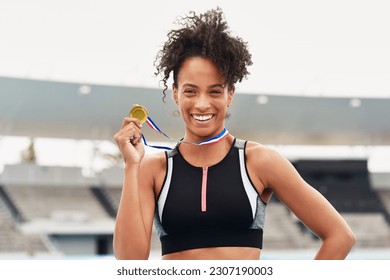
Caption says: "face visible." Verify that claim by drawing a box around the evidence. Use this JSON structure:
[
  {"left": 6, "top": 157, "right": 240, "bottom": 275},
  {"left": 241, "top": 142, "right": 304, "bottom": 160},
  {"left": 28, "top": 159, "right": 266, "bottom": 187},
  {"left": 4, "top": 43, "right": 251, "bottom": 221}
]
[{"left": 173, "top": 57, "right": 234, "bottom": 141}]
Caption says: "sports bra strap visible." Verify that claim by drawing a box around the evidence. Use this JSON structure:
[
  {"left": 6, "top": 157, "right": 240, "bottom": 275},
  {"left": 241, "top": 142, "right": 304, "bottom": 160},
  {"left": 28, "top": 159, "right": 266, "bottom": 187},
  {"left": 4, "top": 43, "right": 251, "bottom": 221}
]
[
  {"left": 234, "top": 138, "right": 246, "bottom": 149},
  {"left": 166, "top": 144, "right": 179, "bottom": 158}
]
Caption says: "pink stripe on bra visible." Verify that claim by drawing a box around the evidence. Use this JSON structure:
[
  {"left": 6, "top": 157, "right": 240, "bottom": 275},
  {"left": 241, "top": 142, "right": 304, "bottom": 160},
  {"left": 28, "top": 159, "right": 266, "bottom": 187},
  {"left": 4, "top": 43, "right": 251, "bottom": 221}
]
[{"left": 201, "top": 167, "right": 208, "bottom": 212}]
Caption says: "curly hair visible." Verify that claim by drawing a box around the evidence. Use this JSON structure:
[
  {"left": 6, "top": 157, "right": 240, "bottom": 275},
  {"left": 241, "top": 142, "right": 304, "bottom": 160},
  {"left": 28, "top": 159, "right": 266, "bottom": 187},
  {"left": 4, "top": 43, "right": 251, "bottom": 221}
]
[{"left": 154, "top": 7, "right": 253, "bottom": 102}]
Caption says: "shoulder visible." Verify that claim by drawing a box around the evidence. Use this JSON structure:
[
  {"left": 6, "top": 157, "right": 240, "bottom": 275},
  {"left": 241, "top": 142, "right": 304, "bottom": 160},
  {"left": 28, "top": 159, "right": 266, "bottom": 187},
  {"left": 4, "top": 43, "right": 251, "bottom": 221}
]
[
  {"left": 140, "top": 151, "right": 167, "bottom": 170},
  {"left": 137, "top": 151, "right": 168, "bottom": 197},
  {"left": 139, "top": 151, "right": 167, "bottom": 185},
  {"left": 244, "top": 140, "right": 284, "bottom": 165},
  {"left": 244, "top": 140, "right": 296, "bottom": 188}
]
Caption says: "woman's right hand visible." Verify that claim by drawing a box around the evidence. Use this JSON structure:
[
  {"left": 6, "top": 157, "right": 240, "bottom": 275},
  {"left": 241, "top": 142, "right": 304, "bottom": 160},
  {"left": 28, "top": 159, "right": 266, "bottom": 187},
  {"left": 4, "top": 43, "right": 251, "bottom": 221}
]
[{"left": 114, "top": 117, "right": 145, "bottom": 164}]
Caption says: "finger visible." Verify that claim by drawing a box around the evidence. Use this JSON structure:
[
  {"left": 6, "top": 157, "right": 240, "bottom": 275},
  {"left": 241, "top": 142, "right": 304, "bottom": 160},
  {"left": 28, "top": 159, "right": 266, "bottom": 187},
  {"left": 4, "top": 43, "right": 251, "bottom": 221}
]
[
  {"left": 116, "top": 120, "right": 142, "bottom": 139},
  {"left": 130, "top": 131, "right": 143, "bottom": 146},
  {"left": 120, "top": 117, "right": 142, "bottom": 130},
  {"left": 114, "top": 124, "right": 142, "bottom": 147}
]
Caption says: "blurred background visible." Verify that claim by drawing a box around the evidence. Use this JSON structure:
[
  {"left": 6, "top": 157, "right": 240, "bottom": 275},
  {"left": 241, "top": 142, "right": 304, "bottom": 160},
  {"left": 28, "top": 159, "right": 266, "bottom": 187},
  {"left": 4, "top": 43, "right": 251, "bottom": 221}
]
[{"left": 1, "top": 0, "right": 390, "bottom": 259}]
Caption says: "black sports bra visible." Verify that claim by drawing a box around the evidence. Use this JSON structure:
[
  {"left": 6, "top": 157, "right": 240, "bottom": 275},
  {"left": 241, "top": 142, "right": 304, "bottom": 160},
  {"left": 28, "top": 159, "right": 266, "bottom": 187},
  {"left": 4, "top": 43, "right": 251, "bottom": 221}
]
[{"left": 153, "top": 138, "right": 266, "bottom": 255}]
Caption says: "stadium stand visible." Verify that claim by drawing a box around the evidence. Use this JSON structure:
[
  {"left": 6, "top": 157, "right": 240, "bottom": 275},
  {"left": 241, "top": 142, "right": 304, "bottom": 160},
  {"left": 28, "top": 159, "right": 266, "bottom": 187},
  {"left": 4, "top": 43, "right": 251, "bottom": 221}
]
[
  {"left": 5, "top": 185, "right": 110, "bottom": 221},
  {"left": 0, "top": 164, "right": 114, "bottom": 257},
  {"left": 378, "top": 190, "right": 390, "bottom": 214},
  {"left": 0, "top": 188, "right": 50, "bottom": 254},
  {"left": 292, "top": 159, "right": 390, "bottom": 248},
  {"left": 1, "top": 160, "right": 390, "bottom": 257},
  {"left": 263, "top": 202, "right": 320, "bottom": 250}
]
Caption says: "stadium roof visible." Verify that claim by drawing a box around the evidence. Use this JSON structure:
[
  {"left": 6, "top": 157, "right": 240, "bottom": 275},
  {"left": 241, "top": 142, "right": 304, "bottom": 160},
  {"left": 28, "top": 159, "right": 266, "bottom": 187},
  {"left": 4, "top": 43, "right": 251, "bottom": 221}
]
[
  {"left": 1, "top": 76, "right": 390, "bottom": 146},
  {"left": 1, "top": 1, "right": 390, "bottom": 146}
]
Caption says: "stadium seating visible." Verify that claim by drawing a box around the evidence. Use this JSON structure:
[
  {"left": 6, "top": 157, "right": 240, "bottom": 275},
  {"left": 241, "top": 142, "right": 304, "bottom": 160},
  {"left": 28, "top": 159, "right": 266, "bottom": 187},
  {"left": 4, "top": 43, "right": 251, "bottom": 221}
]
[{"left": 1, "top": 161, "right": 390, "bottom": 257}]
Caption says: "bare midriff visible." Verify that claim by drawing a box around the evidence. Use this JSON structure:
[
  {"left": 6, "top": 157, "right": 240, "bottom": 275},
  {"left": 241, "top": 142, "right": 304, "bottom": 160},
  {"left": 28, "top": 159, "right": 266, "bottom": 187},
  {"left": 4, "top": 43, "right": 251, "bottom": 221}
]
[{"left": 161, "top": 246, "right": 261, "bottom": 260}]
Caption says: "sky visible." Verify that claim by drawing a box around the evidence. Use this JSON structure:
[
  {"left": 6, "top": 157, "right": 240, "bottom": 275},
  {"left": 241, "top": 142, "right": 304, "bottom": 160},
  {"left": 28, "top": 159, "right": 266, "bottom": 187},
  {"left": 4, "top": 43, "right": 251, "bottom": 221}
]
[
  {"left": 1, "top": 0, "right": 390, "bottom": 173},
  {"left": 1, "top": 0, "right": 390, "bottom": 97}
]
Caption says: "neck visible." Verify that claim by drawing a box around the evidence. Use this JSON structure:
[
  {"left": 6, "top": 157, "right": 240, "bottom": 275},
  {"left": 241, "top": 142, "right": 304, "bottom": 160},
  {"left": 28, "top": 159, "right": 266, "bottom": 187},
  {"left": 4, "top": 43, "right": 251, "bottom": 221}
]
[
  {"left": 178, "top": 134, "right": 234, "bottom": 167},
  {"left": 182, "top": 127, "right": 228, "bottom": 145}
]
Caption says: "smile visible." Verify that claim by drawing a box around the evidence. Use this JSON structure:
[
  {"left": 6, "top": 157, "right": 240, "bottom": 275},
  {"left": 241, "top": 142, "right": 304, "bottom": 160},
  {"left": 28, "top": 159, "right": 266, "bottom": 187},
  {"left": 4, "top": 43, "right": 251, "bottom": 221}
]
[{"left": 192, "top": 114, "right": 214, "bottom": 121}]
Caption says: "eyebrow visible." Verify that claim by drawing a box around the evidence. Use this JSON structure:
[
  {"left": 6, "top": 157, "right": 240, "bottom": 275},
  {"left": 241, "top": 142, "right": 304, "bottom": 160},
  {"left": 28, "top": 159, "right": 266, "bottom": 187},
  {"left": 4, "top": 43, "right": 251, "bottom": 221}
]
[{"left": 182, "top": 83, "right": 225, "bottom": 89}]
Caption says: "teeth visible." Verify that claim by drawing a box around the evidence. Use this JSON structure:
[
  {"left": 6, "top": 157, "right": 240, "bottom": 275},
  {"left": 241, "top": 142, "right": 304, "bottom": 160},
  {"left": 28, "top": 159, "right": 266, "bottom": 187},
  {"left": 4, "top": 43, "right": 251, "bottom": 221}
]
[{"left": 193, "top": 114, "right": 213, "bottom": 121}]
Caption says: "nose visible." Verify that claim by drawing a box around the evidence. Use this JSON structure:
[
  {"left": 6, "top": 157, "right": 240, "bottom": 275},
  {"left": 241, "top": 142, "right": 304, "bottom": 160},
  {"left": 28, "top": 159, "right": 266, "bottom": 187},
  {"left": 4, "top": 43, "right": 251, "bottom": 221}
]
[{"left": 195, "top": 93, "right": 210, "bottom": 110}]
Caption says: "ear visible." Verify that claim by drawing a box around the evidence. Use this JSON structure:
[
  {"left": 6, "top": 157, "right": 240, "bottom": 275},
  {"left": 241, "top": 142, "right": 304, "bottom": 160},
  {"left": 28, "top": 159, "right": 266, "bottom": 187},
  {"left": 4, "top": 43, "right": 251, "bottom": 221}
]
[
  {"left": 227, "top": 85, "right": 235, "bottom": 107},
  {"left": 172, "top": 83, "right": 179, "bottom": 105}
]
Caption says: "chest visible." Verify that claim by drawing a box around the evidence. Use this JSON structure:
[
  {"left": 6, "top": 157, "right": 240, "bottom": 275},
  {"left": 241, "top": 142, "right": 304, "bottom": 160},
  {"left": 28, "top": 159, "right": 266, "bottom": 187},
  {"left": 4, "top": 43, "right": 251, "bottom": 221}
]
[{"left": 159, "top": 153, "right": 254, "bottom": 234}]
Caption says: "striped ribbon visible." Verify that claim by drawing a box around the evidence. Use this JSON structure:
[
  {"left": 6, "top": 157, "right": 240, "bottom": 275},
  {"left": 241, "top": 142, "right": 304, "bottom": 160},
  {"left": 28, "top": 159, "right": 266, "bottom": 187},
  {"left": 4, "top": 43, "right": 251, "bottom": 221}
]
[{"left": 142, "top": 116, "right": 229, "bottom": 150}]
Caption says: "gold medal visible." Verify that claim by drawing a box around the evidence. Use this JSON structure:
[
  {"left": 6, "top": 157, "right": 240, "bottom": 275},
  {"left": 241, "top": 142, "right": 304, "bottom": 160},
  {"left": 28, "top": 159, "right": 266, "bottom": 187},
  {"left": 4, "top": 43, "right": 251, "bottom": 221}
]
[{"left": 129, "top": 104, "right": 148, "bottom": 124}]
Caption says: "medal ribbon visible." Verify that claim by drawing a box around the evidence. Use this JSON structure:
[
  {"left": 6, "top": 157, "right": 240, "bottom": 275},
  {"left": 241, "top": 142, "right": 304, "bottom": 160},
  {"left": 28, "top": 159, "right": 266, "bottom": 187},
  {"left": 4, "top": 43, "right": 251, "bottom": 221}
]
[{"left": 142, "top": 116, "right": 229, "bottom": 150}]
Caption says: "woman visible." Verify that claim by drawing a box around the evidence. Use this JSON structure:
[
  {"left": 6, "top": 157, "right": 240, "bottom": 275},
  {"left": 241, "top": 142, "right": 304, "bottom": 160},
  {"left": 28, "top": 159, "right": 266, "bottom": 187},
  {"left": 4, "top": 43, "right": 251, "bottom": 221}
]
[{"left": 113, "top": 8, "right": 355, "bottom": 260}]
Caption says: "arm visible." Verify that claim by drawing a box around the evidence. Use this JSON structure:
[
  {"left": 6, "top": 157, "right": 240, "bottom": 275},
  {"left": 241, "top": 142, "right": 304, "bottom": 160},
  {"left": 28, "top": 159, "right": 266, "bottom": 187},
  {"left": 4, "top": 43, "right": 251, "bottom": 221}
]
[
  {"left": 248, "top": 143, "right": 356, "bottom": 259},
  {"left": 113, "top": 118, "right": 156, "bottom": 259}
]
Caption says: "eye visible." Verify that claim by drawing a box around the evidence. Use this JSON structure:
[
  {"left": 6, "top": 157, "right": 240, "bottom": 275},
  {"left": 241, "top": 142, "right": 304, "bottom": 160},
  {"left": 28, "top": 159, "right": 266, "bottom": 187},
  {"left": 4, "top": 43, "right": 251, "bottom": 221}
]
[
  {"left": 210, "top": 90, "right": 222, "bottom": 95},
  {"left": 184, "top": 89, "right": 196, "bottom": 94}
]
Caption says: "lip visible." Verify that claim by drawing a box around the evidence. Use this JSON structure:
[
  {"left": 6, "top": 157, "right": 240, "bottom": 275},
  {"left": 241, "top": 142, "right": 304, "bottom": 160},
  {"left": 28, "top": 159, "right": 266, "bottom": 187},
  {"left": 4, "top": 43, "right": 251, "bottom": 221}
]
[{"left": 191, "top": 114, "right": 214, "bottom": 122}]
